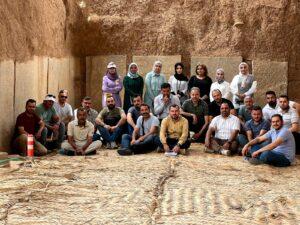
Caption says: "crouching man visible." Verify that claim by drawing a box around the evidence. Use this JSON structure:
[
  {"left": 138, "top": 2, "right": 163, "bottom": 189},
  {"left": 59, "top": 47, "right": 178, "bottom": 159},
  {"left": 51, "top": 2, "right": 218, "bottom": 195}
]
[
  {"left": 12, "top": 99, "right": 47, "bottom": 156},
  {"left": 159, "top": 104, "right": 190, "bottom": 155},
  {"left": 242, "top": 114, "right": 295, "bottom": 167},
  {"left": 60, "top": 108, "right": 102, "bottom": 156},
  {"left": 118, "top": 104, "right": 160, "bottom": 155}
]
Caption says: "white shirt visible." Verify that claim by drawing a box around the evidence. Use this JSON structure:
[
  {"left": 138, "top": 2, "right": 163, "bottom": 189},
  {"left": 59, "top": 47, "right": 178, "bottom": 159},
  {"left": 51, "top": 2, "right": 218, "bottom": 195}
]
[
  {"left": 154, "top": 94, "right": 180, "bottom": 120},
  {"left": 209, "top": 81, "right": 231, "bottom": 102},
  {"left": 168, "top": 75, "right": 188, "bottom": 95},
  {"left": 277, "top": 107, "right": 299, "bottom": 130},
  {"left": 263, "top": 100, "right": 295, "bottom": 121},
  {"left": 209, "top": 115, "right": 240, "bottom": 140},
  {"left": 54, "top": 102, "right": 73, "bottom": 121}
]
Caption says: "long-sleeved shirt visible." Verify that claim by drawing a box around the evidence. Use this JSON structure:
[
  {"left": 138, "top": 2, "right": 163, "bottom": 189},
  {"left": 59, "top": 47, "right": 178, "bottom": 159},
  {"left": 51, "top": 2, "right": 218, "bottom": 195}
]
[
  {"left": 160, "top": 116, "right": 189, "bottom": 145},
  {"left": 153, "top": 94, "right": 180, "bottom": 120},
  {"left": 209, "top": 81, "right": 231, "bottom": 102},
  {"left": 102, "top": 75, "right": 123, "bottom": 108}
]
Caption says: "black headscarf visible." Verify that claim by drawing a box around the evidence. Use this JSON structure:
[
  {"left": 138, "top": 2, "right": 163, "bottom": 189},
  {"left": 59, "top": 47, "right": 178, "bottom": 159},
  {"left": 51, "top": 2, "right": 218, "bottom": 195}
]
[{"left": 174, "top": 62, "right": 188, "bottom": 81}]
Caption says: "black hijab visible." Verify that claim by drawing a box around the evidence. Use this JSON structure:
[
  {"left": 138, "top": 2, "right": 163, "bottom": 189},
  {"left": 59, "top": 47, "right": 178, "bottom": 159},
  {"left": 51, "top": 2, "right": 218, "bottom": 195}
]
[{"left": 174, "top": 62, "right": 188, "bottom": 81}]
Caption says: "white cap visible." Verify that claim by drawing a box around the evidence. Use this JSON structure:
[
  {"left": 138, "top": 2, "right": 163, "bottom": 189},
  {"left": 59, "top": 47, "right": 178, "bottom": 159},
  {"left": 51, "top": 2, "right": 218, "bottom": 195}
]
[
  {"left": 44, "top": 94, "right": 56, "bottom": 102},
  {"left": 107, "top": 62, "right": 117, "bottom": 69}
]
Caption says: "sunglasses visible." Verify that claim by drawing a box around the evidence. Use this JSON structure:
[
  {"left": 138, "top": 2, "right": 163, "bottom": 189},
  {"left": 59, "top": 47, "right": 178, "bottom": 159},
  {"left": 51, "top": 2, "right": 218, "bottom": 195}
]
[{"left": 60, "top": 96, "right": 68, "bottom": 99}]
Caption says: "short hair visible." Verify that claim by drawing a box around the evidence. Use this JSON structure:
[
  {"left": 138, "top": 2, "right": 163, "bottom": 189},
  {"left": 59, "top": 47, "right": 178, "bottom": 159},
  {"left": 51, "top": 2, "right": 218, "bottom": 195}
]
[
  {"left": 279, "top": 95, "right": 289, "bottom": 101},
  {"left": 220, "top": 102, "right": 230, "bottom": 108},
  {"left": 77, "top": 107, "right": 87, "bottom": 114},
  {"left": 190, "top": 87, "right": 200, "bottom": 93},
  {"left": 169, "top": 104, "right": 180, "bottom": 110},
  {"left": 82, "top": 96, "right": 91, "bottom": 101},
  {"left": 59, "top": 89, "right": 67, "bottom": 94},
  {"left": 271, "top": 114, "right": 283, "bottom": 121},
  {"left": 133, "top": 94, "right": 142, "bottom": 99},
  {"left": 252, "top": 105, "right": 262, "bottom": 111},
  {"left": 212, "top": 89, "right": 221, "bottom": 95},
  {"left": 26, "top": 99, "right": 36, "bottom": 106},
  {"left": 161, "top": 82, "right": 171, "bottom": 89},
  {"left": 195, "top": 64, "right": 208, "bottom": 76},
  {"left": 265, "top": 90, "right": 276, "bottom": 96},
  {"left": 140, "top": 103, "right": 150, "bottom": 110}
]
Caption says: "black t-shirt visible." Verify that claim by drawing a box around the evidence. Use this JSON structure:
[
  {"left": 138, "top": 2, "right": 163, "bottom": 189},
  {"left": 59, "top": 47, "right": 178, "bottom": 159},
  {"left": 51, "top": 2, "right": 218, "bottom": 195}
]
[{"left": 209, "top": 98, "right": 234, "bottom": 117}]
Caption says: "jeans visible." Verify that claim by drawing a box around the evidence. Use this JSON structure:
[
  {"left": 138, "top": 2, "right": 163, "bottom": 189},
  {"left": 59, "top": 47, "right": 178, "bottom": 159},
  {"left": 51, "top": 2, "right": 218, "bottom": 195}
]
[
  {"left": 127, "top": 124, "right": 134, "bottom": 135},
  {"left": 98, "top": 126, "right": 123, "bottom": 142},
  {"left": 257, "top": 151, "right": 291, "bottom": 167},
  {"left": 121, "top": 134, "right": 159, "bottom": 154}
]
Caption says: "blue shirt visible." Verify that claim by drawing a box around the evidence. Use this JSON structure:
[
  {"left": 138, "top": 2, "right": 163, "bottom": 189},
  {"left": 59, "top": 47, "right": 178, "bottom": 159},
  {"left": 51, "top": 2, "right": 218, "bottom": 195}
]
[
  {"left": 264, "top": 127, "right": 295, "bottom": 162},
  {"left": 245, "top": 119, "right": 270, "bottom": 138}
]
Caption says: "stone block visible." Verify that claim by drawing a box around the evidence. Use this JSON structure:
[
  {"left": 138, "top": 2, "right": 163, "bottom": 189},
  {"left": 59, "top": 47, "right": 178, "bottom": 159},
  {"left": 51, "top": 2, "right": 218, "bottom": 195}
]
[
  {"left": 15, "top": 56, "right": 39, "bottom": 118},
  {"left": 288, "top": 80, "right": 300, "bottom": 102},
  {"left": 132, "top": 55, "right": 182, "bottom": 82},
  {"left": 69, "top": 57, "right": 84, "bottom": 108},
  {"left": 37, "top": 57, "right": 49, "bottom": 103},
  {"left": 191, "top": 56, "right": 242, "bottom": 83},
  {"left": 0, "top": 60, "right": 15, "bottom": 151},
  {"left": 86, "top": 55, "right": 126, "bottom": 111},
  {"left": 253, "top": 60, "right": 288, "bottom": 106}
]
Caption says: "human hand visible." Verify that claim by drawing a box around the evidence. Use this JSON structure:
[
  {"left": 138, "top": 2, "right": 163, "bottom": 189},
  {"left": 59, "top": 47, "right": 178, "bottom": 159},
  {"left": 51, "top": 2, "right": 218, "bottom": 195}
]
[
  {"left": 222, "top": 142, "right": 230, "bottom": 150},
  {"left": 242, "top": 145, "right": 250, "bottom": 156},
  {"left": 205, "top": 138, "right": 210, "bottom": 148},
  {"left": 172, "top": 145, "right": 180, "bottom": 153},
  {"left": 163, "top": 144, "right": 170, "bottom": 152},
  {"left": 252, "top": 151, "right": 260, "bottom": 158},
  {"left": 192, "top": 114, "right": 198, "bottom": 124}
]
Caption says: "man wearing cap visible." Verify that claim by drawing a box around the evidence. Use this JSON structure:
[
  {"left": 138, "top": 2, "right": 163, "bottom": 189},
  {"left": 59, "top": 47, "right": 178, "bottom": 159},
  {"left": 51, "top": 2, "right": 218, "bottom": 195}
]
[
  {"left": 35, "top": 94, "right": 65, "bottom": 148},
  {"left": 54, "top": 90, "right": 73, "bottom": 129}
]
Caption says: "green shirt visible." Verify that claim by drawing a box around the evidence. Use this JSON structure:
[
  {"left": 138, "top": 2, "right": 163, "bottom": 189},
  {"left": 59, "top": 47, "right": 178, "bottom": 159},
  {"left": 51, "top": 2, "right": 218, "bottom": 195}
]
[
  {"left": 97, "top": 107, "right": 124, "bottom": 126},
  {"left": 35, "top": 103, "right": 57, "bottom": 124}
]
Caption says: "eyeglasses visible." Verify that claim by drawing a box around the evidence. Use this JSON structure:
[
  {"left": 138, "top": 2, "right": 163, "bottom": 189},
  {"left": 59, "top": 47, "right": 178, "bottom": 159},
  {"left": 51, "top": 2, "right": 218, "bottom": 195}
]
[{"left": 60, "top": 96, "right": 68, "bottom": 99}]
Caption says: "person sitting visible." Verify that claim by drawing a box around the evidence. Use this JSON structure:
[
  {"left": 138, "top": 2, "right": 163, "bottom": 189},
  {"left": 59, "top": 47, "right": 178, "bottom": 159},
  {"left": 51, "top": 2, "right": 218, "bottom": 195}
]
[
  {"left": 277, "top": 95, "right": 299, "bottom": 154},
  {"left": 209, "top": 68, "right": 231, "bottom": 102},
  {"left": 127, "top": 95, "right": 142, "bottom": 134},
  {"left": 242, "top": 114, "right": 295, "bottom": 167},
  {"left": 205, "top": 102, "right": 240, "bottom": 156},
  {"left": 159, "top": 104, "right": 190, "bottom": 155},
  {"left": 54, "top": 90, "right": 73, "bottom": 129},
  {"left": 208, "top": 89, "right": 236, "bottom": 120},
  {"left": 154, "top": 83, "right": 180, "bottom": 121},
  {"left": 118, "top": 104, "right": 160, "bottom": 155},
  {"left": 238, "top": 96, "right": 255, "bottom": 124},
  {"left": 12, "top": 99, "right": 47, "bottom": 156},
  {"left": 35, "top": 94, "right": 65, "bottom": 148},
  {"left": 168, "top": 62, "right": 189, "bottom": 104},
  {"left": 181, "top": 87, "right": 209, "bottom": 142},
  {"left": 262, "top": 91, "right": 298, "bottom": 121},
  {"left": 237, "top": 106, "right": 270, "bottom": 154},
  {"left": 95, "top": 96, "right": 126, "bottom": 149},
  {"left": 60, "top": 108, "right": 102, "bottom": 156},
  {"left": 74, "top": 96, "right": 98, "bottom": 126}
]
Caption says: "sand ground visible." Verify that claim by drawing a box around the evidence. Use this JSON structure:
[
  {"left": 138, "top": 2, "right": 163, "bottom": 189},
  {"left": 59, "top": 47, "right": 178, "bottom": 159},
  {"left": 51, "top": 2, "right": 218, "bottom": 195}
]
[{"left": 0, "top": 144, "right": 299, "bottom": 225}]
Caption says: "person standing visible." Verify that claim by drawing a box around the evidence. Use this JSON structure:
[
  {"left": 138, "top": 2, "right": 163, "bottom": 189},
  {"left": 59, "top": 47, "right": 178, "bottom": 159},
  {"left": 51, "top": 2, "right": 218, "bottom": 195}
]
[
  {"left": 188, "top": 64, "right": 212, "bottom": 105},
  {"left": 144, "top": 61, "right": 166, "bottom": 111},
  {"left": 123, "top": 63, "right": 144, "bottom": 113},
  {"left": 54, "top": 90, "right": 73, "bottom": 129},
  {"left": 209, "top": 68, "right": 230, "bottom": 102},
  {"left": 102, "top": 62, "right": 123, "bottom": 108}
]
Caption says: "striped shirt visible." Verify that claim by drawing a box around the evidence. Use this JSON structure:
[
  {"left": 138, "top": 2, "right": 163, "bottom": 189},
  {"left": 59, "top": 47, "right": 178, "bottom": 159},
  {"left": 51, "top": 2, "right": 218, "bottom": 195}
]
[{"left": 209, "top": 115, "right": 240, "bottom": 140}]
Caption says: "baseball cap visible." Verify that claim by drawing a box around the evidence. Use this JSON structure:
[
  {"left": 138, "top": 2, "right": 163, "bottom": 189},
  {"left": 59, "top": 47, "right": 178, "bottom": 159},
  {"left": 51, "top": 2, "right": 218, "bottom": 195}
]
[
  {"left": 107, "top": 62, "right": 117, "bottom": 69},
  {"left": 44, "top": 94, "right": 56, "bottom": 102}
]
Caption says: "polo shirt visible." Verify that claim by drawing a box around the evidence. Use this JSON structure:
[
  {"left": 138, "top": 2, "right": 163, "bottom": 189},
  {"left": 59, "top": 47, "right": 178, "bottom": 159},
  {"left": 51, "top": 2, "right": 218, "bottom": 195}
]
[
  {"left": 74, "top": 108, "right": 98, "bottom": 126},
  {"left": 277, "top": 107, "right": 299, "bottom": 130},
  {"left": 128, "top": 106, "right": 141, "bottom": 124},
  {"left": 209, "top": 115, "right": 240, "bottom": 140},
  {"left": 67, "top": 120, "right": 94, "bottom": 143},
  {"left": 15, "top": 112, "right": 41, "bottom": 135},
  {"left": 97, "top": 107, "right": 124, "bottom": 126},
  {"left": 263, "top": 127, "right": 295, "bottom": 163},
  {"left": 35, "top": 104, "right": 57, "bottom": 124},
  {"left": 245, "top": 119, "right": 270, "bottom": 138},
  {"left": 238, "top": 105, "right": 254, "bottom": 122}
]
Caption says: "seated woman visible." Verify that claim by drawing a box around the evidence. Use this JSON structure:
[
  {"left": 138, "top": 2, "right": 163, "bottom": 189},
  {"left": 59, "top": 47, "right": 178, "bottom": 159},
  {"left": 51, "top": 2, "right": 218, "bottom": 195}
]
[
  {"left": 230, "top": 62, "right": 257, "bottom": 110},
  {"left": 144, "top": 61, "right": 166, "bottom": 111},
  {"left": 209, "top": 68, "right": 231, "bottom": 102},
  {"left": 168, "top": 62, "right": 189, "bottom": 104},
  {"left": 102, "top": 62, "right": 123, "bottom": 108},
  {"left": 188, "top": 64, "right": 212, "bottom": 105},
  {"left": 123, "top": 63, "right": 144, "bottom": 113}
]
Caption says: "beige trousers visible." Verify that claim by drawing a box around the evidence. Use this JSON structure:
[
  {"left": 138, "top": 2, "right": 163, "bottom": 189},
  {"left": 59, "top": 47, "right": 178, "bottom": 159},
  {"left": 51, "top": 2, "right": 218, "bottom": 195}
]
[{"left": 61, "top": 140, "right": 102, "bottom": 154}]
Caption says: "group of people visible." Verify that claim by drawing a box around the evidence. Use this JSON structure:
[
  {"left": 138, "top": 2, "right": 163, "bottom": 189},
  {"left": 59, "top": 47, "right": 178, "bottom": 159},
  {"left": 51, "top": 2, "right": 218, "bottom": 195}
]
[{"left": 12, "top": 61, "right": 299, "bottom": 167}]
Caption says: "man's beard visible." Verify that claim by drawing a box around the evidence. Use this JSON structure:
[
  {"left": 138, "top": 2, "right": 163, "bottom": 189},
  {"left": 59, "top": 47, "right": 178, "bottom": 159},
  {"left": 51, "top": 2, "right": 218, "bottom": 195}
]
[
  {"left": 108, "top": 104, "right": 115, "bottom": 110},
  {"left": 269, "top": 101, "right": 277, "bottom": 108}
]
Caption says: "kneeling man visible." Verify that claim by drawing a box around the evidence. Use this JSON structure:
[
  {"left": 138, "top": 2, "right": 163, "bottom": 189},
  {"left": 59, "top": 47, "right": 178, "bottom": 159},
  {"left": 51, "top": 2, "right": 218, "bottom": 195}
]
[
  {"left": 242, "top": 114, "right": 295, "bottom": 167},
  {"left": 118, "top": 104, "right": 160, "bottom": 155},
  {"left": 159, "top": 104, "right": 190, "bottom": 155},
  {"left": 60, "top": 108, "right": 102, "bottom": 155}
]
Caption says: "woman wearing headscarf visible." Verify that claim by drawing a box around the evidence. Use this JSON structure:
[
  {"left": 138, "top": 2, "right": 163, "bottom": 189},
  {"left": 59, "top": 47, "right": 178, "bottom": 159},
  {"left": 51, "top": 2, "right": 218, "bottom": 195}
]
[
  {"left": 123, "top": 62, "right": 144, "bottom": 112},
  {"left": 188, "top": 64, "right": 212, "bottom": 105},
  {"left": 144, "top": 61, "right": 166, "bottom": 110},
  {"left": 230, "top": 62, "right": 257, "bottom": 109},
  {"left": 209, "top": 68, "right": 231, "bottom": 102},
  {"left": 102, "top": 62, "right": 123, "bottom": 108},
  {"left": 168, "top": 62, "right": 189, "bottom": 104}
]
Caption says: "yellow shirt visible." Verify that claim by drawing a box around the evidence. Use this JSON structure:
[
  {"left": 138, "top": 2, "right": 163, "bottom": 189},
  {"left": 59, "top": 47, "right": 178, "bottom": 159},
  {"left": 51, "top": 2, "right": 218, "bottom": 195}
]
[{"left": 160, "top": 116, "right": 189, "bottom": 145}]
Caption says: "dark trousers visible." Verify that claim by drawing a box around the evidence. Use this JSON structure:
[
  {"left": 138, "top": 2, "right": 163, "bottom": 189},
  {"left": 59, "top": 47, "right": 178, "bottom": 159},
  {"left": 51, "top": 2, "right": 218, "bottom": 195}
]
[
  {"left": 292, "top": 132, "right": 300, "bottom": 155},
  {"left": 121, "top": 134, "right": 159, "bottom": 154},
  {"left": 158, "top": 137, "right": 191, "bottom": 150}
]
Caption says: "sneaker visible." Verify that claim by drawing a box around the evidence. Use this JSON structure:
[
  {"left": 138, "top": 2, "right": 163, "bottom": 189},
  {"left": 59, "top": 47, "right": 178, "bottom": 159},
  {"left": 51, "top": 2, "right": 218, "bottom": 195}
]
[
  {"left": 248, "top": 158, "right": 263, "bottom": 165},
  {"left": 110, "top": 141, "right": 117, "bottom": 149},
  {"left": 117, "top": 148, "right": 133, "bottom": 156},
  {"left": 220, "top": 149, "right": 231, "bottom": 156},
  {"left": 106, "top": 142, "right": 111, "bottom": 149},
  {"left": 204, "top": 147, "right": 216, "bottom": 154}
]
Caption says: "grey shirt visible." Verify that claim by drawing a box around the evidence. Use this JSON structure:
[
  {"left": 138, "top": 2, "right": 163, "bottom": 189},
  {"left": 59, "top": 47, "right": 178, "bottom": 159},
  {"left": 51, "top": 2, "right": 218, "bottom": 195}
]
[
  {"left": 74, "top": 108, "right": 98, "bottom": 126},
  {"left": 136, "top": 115, "right": 160, "bottom": 136}
]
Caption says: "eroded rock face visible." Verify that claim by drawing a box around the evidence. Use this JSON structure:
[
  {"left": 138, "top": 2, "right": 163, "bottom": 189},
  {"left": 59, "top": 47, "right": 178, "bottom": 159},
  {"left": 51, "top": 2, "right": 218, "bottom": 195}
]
[{"left": 0, "top": 0, "right": 299, "bottom": 99}]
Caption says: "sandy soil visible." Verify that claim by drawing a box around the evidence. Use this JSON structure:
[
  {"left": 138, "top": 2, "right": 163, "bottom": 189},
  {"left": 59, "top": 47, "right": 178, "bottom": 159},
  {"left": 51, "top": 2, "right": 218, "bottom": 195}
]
[{"left": 0, "top": 143, "right": 299, "bottom": 225}]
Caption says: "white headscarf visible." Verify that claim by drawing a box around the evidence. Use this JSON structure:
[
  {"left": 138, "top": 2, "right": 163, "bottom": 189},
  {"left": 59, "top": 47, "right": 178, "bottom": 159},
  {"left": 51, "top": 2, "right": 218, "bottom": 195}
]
[{"left": 127, "top": 62, "right": 140, "bottom": 79}]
